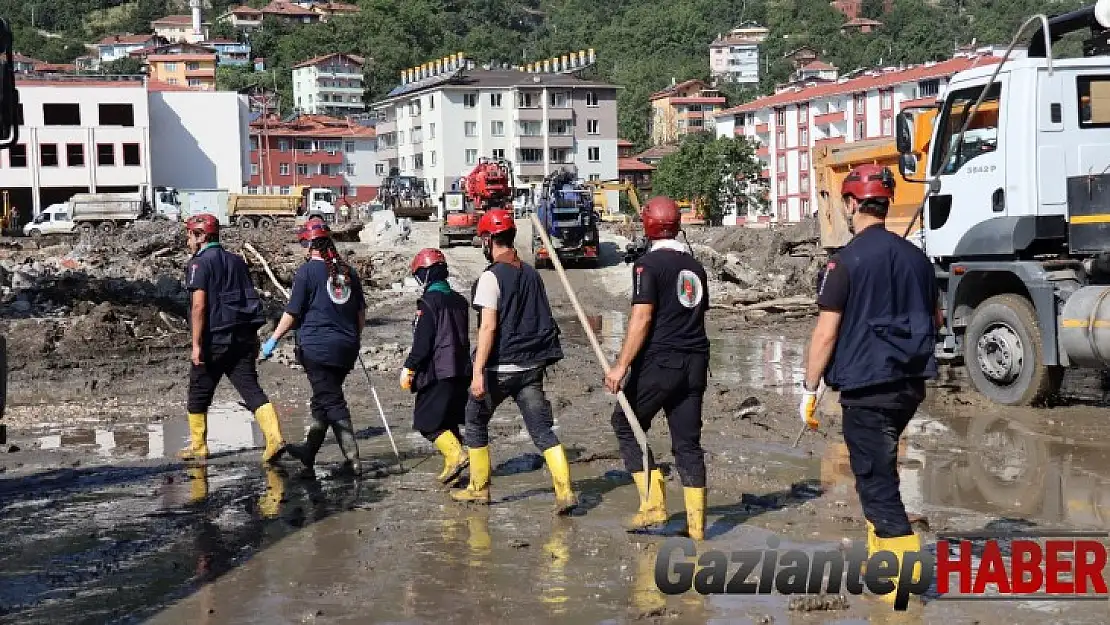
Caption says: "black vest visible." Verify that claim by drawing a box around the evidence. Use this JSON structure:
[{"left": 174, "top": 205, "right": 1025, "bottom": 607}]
[
  {"left": 190, "top": 246, "right": 265, "bottom": 339},
  {"left": 825, "top": 227, "right": 938, "bottom": 392},
  {"left": 414, "top": 289, "right": 472, "bottom": 390},
  {"left": 471, "top": 261, "right": 563, "bottom": 367}
]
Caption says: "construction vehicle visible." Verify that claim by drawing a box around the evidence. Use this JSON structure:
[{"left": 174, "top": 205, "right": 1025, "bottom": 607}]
[
  {"left": 153, "top": 186, "right": 336, "bottom": 229},
  {"left": 0, "top": 17, "right": 21, "bottom": 442},
  {"left": 815, "top": 106, "right": 938, "bottom": 251},
  {"left": 587, "top": 179, "right": 642, "bottom": 223},
  {"left": 533, "top": 167, "right": 601, "bottom": 268},
  {"left": 891, "top": 1, "right": 1110, "bottom": 406},
  {"left": 380, "top": 169, "right": 435, "bottom": 220},
  {"left": 25, "top": 191, "right": 159, "bottom": 237},
  {"left": 439, "top": 158, "right": 514, "bottom": 248}
]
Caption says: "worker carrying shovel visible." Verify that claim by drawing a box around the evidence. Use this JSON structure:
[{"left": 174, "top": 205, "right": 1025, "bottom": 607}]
[
  {"left": 260, "top": 218, "right": 367, "bottom": 475},
  {"left": 399, "top": 248, "right": 472, "bottom": 487},
  {"left": 604, "top": 196, "right": 710, "bottom": 540},
  {"left": 452, "top": 209, "right": 578, "bottom": 515},
  {"left": 801, "top": 164, "right": 941, "bottom": 604},
  {"left": 179, "top": 213, "right": 289, "bottom": 464}
]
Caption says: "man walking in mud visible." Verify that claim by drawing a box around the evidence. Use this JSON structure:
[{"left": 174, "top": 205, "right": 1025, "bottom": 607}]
[
  {"left": 179, "top": 213, "right": 289, "bottom": 464},
  {"left": 451, "top": 208, "right": 578, "bottom": 514},
  {"left": 604, "top": 196, "right": 710, "bottom": 541},
  {"left": 801, "top": 164, "right": 940, "bottom": 603}
]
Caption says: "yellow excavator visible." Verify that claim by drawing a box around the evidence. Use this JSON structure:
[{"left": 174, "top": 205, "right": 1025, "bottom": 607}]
[{"left": 587, "top": 179, "right": 642, "bottom": 223}]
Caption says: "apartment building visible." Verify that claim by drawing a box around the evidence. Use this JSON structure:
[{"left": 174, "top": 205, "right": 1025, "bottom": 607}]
[
  {"left": 220, "top": 5, "right": 264, "bottom": 30},
  {"left": 2, "top": 76, "right": 152, "bottom": 216},
  {"left": 145, "top": 49, "right": 218, "bottom": 90},
  {"left": 648, "top": 79, "right": 725, "bottom": 146},
  {"left": 292, "top": 53, "right": 365, "bottom": 115},
  {"left": 151, "top": 15, "right": 210, "bottom": 44},
  {"left": 709, "top": 25, "right": 769, "bottom": 85},
  {"left": 369, "top": 51, "right": 619, "bottom": 203},
  {"left": 248, "top": 114, "right": 380, "bottom": 202},
  {"left": 201, "top": 39, "right": 252, "bottom": 66},
  {"left": 714, "top": 53, "right": 1003, "bottom": 224},
  {"left": 97, "top": 34, "right": 168, "bottom": 65},
  {"left": 148, "top": 87, "right": 251, "bottom": 192}
]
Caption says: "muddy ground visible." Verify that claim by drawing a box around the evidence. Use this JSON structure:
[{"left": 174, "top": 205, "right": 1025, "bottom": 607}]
[{"left": 1, "top": 218, "right": 1110, "bottom": 624}]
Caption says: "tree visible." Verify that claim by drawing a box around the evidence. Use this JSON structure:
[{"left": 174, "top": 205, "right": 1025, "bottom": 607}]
[
  {"left": 102, "top": 57, "right": 144, "bottom": 75},
  {"left": 651, "top": 133, "right": 767, "bottom": 225}
]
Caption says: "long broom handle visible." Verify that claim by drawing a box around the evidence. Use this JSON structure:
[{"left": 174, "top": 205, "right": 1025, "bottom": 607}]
[{"left": 528, "top": 213, "right": 652, "bottom": 505}]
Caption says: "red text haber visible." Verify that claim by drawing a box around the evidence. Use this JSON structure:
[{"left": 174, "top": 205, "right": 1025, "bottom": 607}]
[{"left": 937, "top": 540, "right": 1109, "bottom": 595}]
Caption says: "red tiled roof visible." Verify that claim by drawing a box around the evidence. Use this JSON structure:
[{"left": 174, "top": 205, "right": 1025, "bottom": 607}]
[
  {"left": 98, "top": 33, "right": 158, "bottom": 46},
  {"left": 13, "top": 52, "right": 44, "bottom": 64},
  {"left": 33, "top": 63, "right": 75, "bottom": 73},
  {"left": 617, "top": 138, "right": 634, "bottom": 147},
  {"left": 261, "top": 1, "right": 318, "bottom": 17},
  {"left": 710, "top": 35, "right": 761, "bottom": 47},
  {"left": 717, "top": 55, "right": 1002, "bottom": 117},
  {"left": 316, "top": 2, "right": 360, "bottom": 12},
  {"left": 251, "top": 113, "right": 376, "bottom": 138},
  {"left": 800, "top": 60, "right": 837, "bottom": 71},
  {"left": 293, "top": 52, "right": 365, "bottom": 69},
  {"left": 147, "top": 79, "right": 205, "bottom": 92},
  {"left": 147, "top": 53, "right": 217, "bottom": 62},
  {"left": 227, "top": 5, "right": 262, "bottom": 15},
  {"left": 17, "top": 77, "right": 141, "bottom": 87},
  {"left": 650, "top": 78, "right": 710, "bottom": 101},
  {"left": 152, "top": 15, "right": 202, "bottom": 25},
  {"left": 633, "top": 144, "right": 679, "bottom": 160},
  {"left": 131, "top": 43, "right": 216, "bottom": 57},
  {"left": 618, "top": 157, "right": 655, "bottom": 172}
]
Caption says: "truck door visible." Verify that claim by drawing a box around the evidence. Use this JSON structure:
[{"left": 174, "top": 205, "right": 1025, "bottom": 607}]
[{"left": 925, "top": 78, "right": 1007, "bottom": 259}]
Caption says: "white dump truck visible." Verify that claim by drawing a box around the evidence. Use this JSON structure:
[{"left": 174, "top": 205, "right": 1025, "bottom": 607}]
[
  {"left": 154, "top": 185, "right": 337, "bottom": 228},
  {"left": 23, "top": 188, "right": 163, "bottom": 237}
]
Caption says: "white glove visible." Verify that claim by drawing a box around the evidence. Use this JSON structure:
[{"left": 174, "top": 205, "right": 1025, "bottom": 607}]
[{"left": 799, "top": 386, "right": 819, "bottom": 430}]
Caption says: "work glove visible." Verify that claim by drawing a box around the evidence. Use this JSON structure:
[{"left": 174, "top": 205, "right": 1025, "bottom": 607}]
[
  {"left": 799, "top": 384, "right": 820, "bottom": 431},
  {"left": 260, "top": 337, "right": 279, "bottom": 360},
  {"left": 399, "top": 367, "right": 415, "bottom": 391}
]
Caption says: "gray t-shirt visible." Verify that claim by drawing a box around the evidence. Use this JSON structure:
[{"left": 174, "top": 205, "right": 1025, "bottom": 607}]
[{"left": 473, "top": 270, "right": 542, "bottom": 373}]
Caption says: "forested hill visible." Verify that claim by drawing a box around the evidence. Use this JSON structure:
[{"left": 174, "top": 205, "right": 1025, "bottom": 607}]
[{"left": 0, "top": 0, "right": 1093, "bottom": 147}]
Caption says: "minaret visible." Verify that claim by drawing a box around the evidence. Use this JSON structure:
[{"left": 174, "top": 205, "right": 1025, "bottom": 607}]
[{"left": 190, "top": 0, "right": 202, "bottom": 37}]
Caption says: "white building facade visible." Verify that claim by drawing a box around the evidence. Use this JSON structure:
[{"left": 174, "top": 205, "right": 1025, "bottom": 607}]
[
  {"left": 149, "top": 90, "right": 251, "bottom": 192},
  {"left": 710, "top": 26, "right": 769, "bottom": 85},
  {"left": 715, "top": 53, "right": 1003, "bottom": 224},
  {"left": 292, "top": 53, "right": 365, "bottom": 116},
  {"left": 371, "top": 62, "right": 619, "bottom": 207}
]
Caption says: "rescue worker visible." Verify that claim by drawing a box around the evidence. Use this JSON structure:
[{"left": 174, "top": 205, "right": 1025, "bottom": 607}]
[
  {"left": 400, "top": 248, "right": 472, "bottom": 487},
  {"left": 452, "top": 208, "right": 578, "bottom": 514},
  {"left": 801, "top": 164, "right": 939, "bottom": 603},
  {"left": 261, "top": 218, "right": 367, "bottom": 474},
  {"left": 604, "top": 196, "right": 710, "bottom": 540},
  {"left": 180, "top": 213, "right": 288, "bottom": 463}
]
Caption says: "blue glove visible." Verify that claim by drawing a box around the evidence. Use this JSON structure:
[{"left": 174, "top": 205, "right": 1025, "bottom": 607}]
[{"left": 260, "top": 337, "right": 279, "bottom": 360}]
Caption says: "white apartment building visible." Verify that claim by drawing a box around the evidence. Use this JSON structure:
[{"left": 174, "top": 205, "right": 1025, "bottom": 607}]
[
  {"left": 710, "top": 25, "right": 769, "bottom": 85},
  {"left": 149, "top": 89, "right": 251, "bottom": 192},
  {"left": 292, "top": 53, "right": 365, "bottom": 116},
  {"left": 715, "top": 53, "right": 1003, "bottom": 224},
  {"left": 4, "top": 77, "right": 153, "bottom": 216},
  {"left": 370, "top": 57, "right": 619, "bottom": 207}
]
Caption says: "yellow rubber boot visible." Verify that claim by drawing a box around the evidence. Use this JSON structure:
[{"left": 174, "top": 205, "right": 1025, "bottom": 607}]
[
  {"left": 874, "top": 532, "right": 924, "bottom": 605},
  {"left": 627, "top": 469, "right": 668, "bottom": 530},
  {"left": 253, "top": 403, "right": 288, "bottom": 464},
  {"left": 543, "top": 444, "right": 578, "bottom": 515},
  {"left": 187, "top": 466, "right": 209, "bottom": 503},
  {"left": 178, "top": 413, "right": 209, "bottom": 461},
  {"left": 433, "top": 431, "right": 470, "bottom": 486},
  {"left": 452, "top": 446, "right": 492, "bottom": 504},
  {"left": 258, "top": 466, "right": 285, "bottom": 519},
  {"left": 683, "top": 487, "right": 707, "bottom": 541}
]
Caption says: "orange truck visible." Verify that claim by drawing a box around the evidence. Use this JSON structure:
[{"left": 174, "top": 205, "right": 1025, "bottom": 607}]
[{"left": 814, "top": 106, "right": 937, "bottom": 251}]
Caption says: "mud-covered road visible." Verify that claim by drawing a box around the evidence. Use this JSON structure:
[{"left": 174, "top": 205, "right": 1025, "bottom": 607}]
[{"left": 2, "top": 220, "right": 1110, "bottom": 624}]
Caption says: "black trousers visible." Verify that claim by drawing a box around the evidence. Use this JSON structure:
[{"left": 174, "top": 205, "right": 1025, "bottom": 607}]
[
  {"left": 303, "top": 359, "right": 353, "bottom": 425},
  {"left": 464, "top": 366, "right": 560, "bottom": 451},
  {"left": 414, "top": 377, "right": 467, "bottom": 441},
  {"left": 188, "top": 338, "right": 269, "bottom": 414},
  {"left": 842, "top": 404, "right": 916, "bottom": 538},
  {"left": 611, "top": 352, "right": 708, "bottom": 488}
]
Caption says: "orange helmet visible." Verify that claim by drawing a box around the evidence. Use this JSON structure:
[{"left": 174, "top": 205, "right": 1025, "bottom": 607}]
[
  {"left": 841, "top": 164, "right": 895, "bottom": 201},
  {"left": 477, "top": 209, "right": 515, "bottom": 237},
  {"left": 641, "top": 196, "right": 681, "bottom": 240},
  {"left": 410, "top": 248, "right": 447, "bottom": 274}
]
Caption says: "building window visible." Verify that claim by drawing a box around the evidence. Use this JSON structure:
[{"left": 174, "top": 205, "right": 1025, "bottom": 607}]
[
  {"left": 96, "top": 143, "right": 114, "bottom": 166},
  {"left": 344, "top": 140, "right": 355, "bottom": 153},
  {"left": 66, "top": 144, "right": 84, "bottom": 167},
  {"left": 800, "top": 151, "right": 809, "bottom": 170},
  {"left": 855, "top": 120, "right": 866, "bottom": 138},
  {"left": 250, "top": 136, "right": 259, "bottom": 151},
  {"left": 465, "top": 149, "right": 478, "bottom": 165},
  {"left": 777, "top": 177, "right": 787, "bottom": 195},
  {"left": 800, "top": 127, "right": 808, "bottom": 145},
  {"left": 98, "top": 103, "right": 134, "bottom": 127},
  {"left": 588, "top": 146, "right": 600, "bottom": 162},
  {"left": 881, "top": 90, "right": 893, "bottom": 109},
  {"left": 918, "top": 79, "right": 940, "bottom": 98},
  {"left": 9, "top": 144, "right": 26, "bottom": 167},
  {"left": 122, "top": 143, "right": 141, "bottom": 166},
  {"left": 798, "top": 103, "right": 808, "bottom": 122},
  {"left": 777, "top": 200, "right": 787, "bottom": 217},
  {"left": 250, "top": 163, "right": 259, "bottom": 175},
  {"left": 519, "top": 148, "right": 542, "bottom": 163},
  {"left": 492, "top": 148, "right": 505, "bottom": 159},
  {"left": 777, "top": 154, "right": 786, "bottom": 170},
  {"left": 491, "top": 120, "right": 504, "bottom": 136},
  {"left": 187, "top": 79, "right": 203, "bottom": 87},
  {"left": 854, "top": 93, "right": 866, "bottom": 116},
  {"left": 296, "top": 163, "right": 309, "bottom": 176},
  {"left": 279, "top": 163, "right": 290, "bottom": 176},
  {"left": 800, "top": 174, "right": 810, "bottom": 193},
  {"left": 517, "top": 91, "right": 539, "bottom": 108},
  {"left": 549, "top": 120, "right": 571, "bottom": 135},
  {"left": 589, "top": 173, "right": 601, "bottom": 181},
  {"left": 587, "top": 119, "right": 599, "bottom": 135},
  {"left": 413, "top": 154, "right": 423, "bottom": 169},
  {"left": 342, "top": 162, "right": 353, "bottom": 175},
  {"left": 549, "top": 148, "right": 571, "bottom": 163},
  {"left": 549, "top": 91, "right": 569, "bottom": 108},
  {"left": 776, "top": 108, "right": 786, "bottom": 125},
  {"left": 280, "top": 186, "right": 290, "bottom": 195},
  {"left": 40, "top": 144, "right": 59, "bottom": 167},
  {"left": 430, "top": 151, "right": 436, "bottom": 166},
  {"left": 186, "top": 62, "right": 200, "bottom": 71},
  {"left": 398, "top": 131, "right": 405, "bottom": 144},
  {"left": 801, "top": 198, "right": 811, "bottom": 215},
  {"left": 777, "top": 130, "right": 786, "bottom": 146},
  {"left": 247, "top": 186, "right": 258, "bottom": 195},
  {"left": 43, "top": 103, "right": 80, "bottom": 126},
  {"left": 490, "top": 93, "right": 502, "bottom": 108},
  {"left": 165, "top": 63, "right": 178, "bottom": 72},
  {"left": 585, "top": 91, "right": 598, "bottom": 107},
  {"left": 463, "top": 122, "right": 477, "bottom": 137},
  {"left": 463, "top": 93, "right": 477, "bottom": 108},
  {"left": 881, "top": 117, "right": 893, "bottom": 136},
  {"left": 375, "top": 163, "right": 386, "bottom": 175},
  {"left": 279, "top": 139, "right": 289, "bottom": 152},
  {"left": 429, "top": 123, "right": 436, "bottom": 139},
  {"left": 427, "top": 95, "right": 434, "bottom": 110}
]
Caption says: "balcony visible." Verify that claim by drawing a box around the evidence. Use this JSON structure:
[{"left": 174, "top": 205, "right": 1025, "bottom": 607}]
[
  {"left": 320, "top": 84, "right": 364, "bottom": 94},
  {"left": 292, "top": 150, "right": 344, "bottom": 165},
  {"left": 375, "top": 119, "right": 396, "bottom": 133},
  {"left": 517, "top": 162, "right": 548, "bottom": 177},
  {"left": 760, "top": 168, "right": 770, "bottom": 179},
  {"left": 756, "top": 145, "right": 769, "bottom": 157},
  {"left": 514, "top": 106, "right": 544, "bottom": 121},
  {"left": 547, "top": 134, "right": 574, "bottom": 149},
  {"left": 185, "top": 67, "right": 216, "bottom": 78},
  {"left": 813, "top": 111, "right": 845, "bottom": 125},
  {"left": 546, "top": 106, "right": 574, "bottom": 121},
  {"left": 814, "top": 137, "right": 846, "bottom": 148},
  {"left": 755, "top": 123, "right": 769, "bottom": 134},
  {"left": 514, "top": 134, "right": 544, "bottom": 149},
  {"left": 377, "top": 145, "right": 398, "bottom": 160}
]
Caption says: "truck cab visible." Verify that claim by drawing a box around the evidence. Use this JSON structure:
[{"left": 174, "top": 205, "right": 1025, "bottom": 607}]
[
  {"left": 24, "top": 203, "right": 74, "bottom": 237},
  {"left": 306, "top": 187, "right": 337, "bottom": 222}
]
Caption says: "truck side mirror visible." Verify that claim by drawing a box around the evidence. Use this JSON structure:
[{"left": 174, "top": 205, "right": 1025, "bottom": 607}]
[{"left": 895, "top": 111, "right": 913, "bottom": 155}]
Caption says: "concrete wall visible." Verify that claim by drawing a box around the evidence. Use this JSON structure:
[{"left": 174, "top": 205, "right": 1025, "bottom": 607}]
[{"left": 149, "top": 90, "right": 247, "bottom": 192}]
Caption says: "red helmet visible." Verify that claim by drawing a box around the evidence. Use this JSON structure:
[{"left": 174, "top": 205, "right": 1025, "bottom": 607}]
[
  {"left": 297, "top": 218, "right": 331, "bottom": 245},
  {"left": 841, "top": 164, "right": 895, "bottom": 201},
  {"left": 641, "top": 196, "right": 681, "bottom": 240},
  {"left": 410, "top": 248, "right": 447, "bottom": 274},
  {"left": 185, "top": 213, "right": 219, "bottom": 235},
  {"left": 477, "top": 209, "right": 515, "bottom": 237}
]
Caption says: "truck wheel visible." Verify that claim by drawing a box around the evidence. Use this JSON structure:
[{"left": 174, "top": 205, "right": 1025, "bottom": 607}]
[
  {"left": 100, "top": 221, "right": 116, "bottom": 234},
  {"left": 238, "top": 217, "right": 254, "bottom": 229},
  {"left": 439, "top": 234, "right": 451, "bottom": 248},
  {"left": 79, "top": 222, "right": 94, "bottom": 234},
  {"left": 964, "top": 294, "right": 1064, "bottom": 406},
  {"left": 257, "top": 217, "right": 274, "bottom": 229},
  {"left": 28, "top": 229, "right": 41, "bottom": 239}
]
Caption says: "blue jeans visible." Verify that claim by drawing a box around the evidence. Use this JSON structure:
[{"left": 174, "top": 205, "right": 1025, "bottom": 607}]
[
  {"left": 842, "top": 404, "right": 915, "bottom": 538},
  {"left": 464, "top": 366, "right": 560, "bottom": 451}
]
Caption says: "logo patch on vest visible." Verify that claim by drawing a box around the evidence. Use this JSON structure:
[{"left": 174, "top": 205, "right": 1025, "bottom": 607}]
[
  {"left": 676, "top": 270, "right": 704, "bottom": 309},
  {"left": 327, "top": 275, "right": 352, "bottom": 305},
  {"left": 412, "top": 308, "right": 422, "bottom": 332}
]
